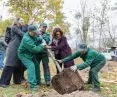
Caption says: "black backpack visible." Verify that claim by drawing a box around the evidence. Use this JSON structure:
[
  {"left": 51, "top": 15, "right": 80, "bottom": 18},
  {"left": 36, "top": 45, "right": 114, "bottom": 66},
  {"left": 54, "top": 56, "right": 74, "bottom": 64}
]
[{"left": 5, "top": 27, "right": 11, "bottom": 44}]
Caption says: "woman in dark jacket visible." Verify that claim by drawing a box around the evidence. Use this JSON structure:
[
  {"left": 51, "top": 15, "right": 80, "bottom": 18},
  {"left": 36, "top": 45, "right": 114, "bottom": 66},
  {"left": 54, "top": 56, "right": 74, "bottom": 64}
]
[
  {"left": 46, "top": 27, "right": 74, "bottom": 73},
  {"left": 0, "top": 19, "right": 24, "bottom": 87}
]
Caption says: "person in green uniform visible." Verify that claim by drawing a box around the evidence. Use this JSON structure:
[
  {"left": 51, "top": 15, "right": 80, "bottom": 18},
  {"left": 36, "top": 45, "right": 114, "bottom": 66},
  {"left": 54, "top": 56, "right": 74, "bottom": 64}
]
[
  {"left": 18, "top": 25, "right": 46, "bottom": 91},
  {"left": 36, "top": 23, "right": 51, "bottom": 86},
  {"left": 57, "top": 43, "right": 106, "bottom": 92}
]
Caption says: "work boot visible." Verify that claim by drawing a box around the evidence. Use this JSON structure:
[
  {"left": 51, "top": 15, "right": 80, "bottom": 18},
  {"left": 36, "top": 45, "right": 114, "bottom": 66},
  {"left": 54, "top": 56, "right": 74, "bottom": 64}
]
[
  {"left": 92, "top": 87, "right": 101, "bottom": 92},
  {"left": 39, "top": 82, "right": 46, "bottom": 85},
  {"left": 29, "top": 86, "right": 39, "bottom": 91},
  {"left": 85, "top": 81, "right": 92, "bottom": 84},
  {"left": 21, "top": 81, "right": 29, "bottom": 88},
  {"left": 30, "top": 87, "right": 39, "bottom": 91}
]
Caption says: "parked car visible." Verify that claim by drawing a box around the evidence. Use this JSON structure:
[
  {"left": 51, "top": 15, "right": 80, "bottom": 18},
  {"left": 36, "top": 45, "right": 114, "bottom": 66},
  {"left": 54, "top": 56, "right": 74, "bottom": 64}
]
[{"left": 101, "top": 48, "right": 112, "bottom": 61}]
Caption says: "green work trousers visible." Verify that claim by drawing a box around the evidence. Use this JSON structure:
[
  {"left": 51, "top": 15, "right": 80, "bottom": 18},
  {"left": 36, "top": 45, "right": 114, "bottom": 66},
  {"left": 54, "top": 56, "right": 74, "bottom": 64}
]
[
  {"left": 88, "top": 60, "right": 106, "bottom": 88},
  {"left": 19, "top": 56, "right": 40, "bottom": 88}
]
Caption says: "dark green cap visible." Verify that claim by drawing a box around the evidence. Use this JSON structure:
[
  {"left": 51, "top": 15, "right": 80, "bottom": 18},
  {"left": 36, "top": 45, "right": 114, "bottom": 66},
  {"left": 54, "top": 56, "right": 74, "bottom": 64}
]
[
  {"left": 40, "top": 22, "right": 47, "bottom": 27},
  {"left": 28, "top": 25, "right": 38, "bottom": 34},
  {"left": 77, "top": 43, "right": 87, "bottom": 51}
]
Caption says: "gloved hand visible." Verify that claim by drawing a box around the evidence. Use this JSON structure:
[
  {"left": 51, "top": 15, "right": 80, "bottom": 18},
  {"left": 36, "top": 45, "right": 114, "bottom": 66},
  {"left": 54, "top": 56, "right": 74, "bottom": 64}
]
[
  {"left": 41, "top": 38, "right": 47, "bottom": 46},
  {"left": 45, "top": 45, "right": 51, "bottom": 49},
  {"left": 57, "top": 60, "right": 63, "bottom": 64},
  {"left": 42, "top": 42, "right": 47, "bottom": 46},
  {"left": 42, "top": 39, "right": 47, "bottom": 44},
  {"left": 70, "top": 65, "right": 77, "bottom": 72}
]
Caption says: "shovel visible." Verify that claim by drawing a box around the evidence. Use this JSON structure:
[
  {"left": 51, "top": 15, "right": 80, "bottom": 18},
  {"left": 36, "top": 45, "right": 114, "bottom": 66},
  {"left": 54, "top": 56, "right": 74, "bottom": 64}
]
[{"left": 47, "top": 49, "right": 62, "bottom": 72}]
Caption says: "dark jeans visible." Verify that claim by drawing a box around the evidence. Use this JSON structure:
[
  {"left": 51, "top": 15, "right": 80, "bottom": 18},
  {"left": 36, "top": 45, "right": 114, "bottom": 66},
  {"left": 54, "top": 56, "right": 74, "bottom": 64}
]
[
  {"left": 37, "top": 53, "right": 51, "bottom": 82},
  {"left": 0, "top": 66, "right": 24, "bottom": 85},
  {"left": 20, "top": 64, "right": 26, "bottom": 81}
]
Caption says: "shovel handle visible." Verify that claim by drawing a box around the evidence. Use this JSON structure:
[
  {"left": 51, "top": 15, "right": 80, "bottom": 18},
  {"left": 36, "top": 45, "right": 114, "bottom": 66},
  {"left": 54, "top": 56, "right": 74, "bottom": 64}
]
[{"left": 47, "top": 49, "right": 62, "bottom": 72}]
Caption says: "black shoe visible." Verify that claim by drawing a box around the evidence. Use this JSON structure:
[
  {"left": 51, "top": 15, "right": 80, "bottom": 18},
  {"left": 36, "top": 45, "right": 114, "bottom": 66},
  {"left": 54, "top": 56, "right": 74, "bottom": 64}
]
[
  {"left": 0, "top": 84, "right": 8, "bottom": 88},
  {"left": 21, "top": 79, "right": 27, "bottom": 84},
  {"left": 46, "top": 81, "right": 51, "bottom": 86},
  {"left": 85, "top": 81, "right": 92, "bottom": 84},
  {"left": 14, "top": 82, "right": 21, "bottom": 84},
  {"left": 92, "top": 87, "right": 101, "bottom": 92},
  {"left": 37, "top": 82, "right": 40, "bottom": 85},
  {"left": 21, "top": 77, "right": 26, "bottom": 82}
]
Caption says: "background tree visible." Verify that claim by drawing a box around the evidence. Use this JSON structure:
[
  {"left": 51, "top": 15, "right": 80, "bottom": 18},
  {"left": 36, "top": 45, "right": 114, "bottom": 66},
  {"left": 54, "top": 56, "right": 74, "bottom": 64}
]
[
  {"left": 74, "top": 0, "right": 116, "bottom": 49},
  {"left": 6, "top": 0, "right": 69, "bottom": 32},
  {"left": 92, "top": 0, "right": 115, "bottom": 49},
  {"left": 74, "top": 0, "right": 90, "bottom": 44},
  {"left": 75, "top": 0, "right": 90, "bottom": 43},
  {"left": 0, "top": 19, "right": 12, "bottom": 36}
]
